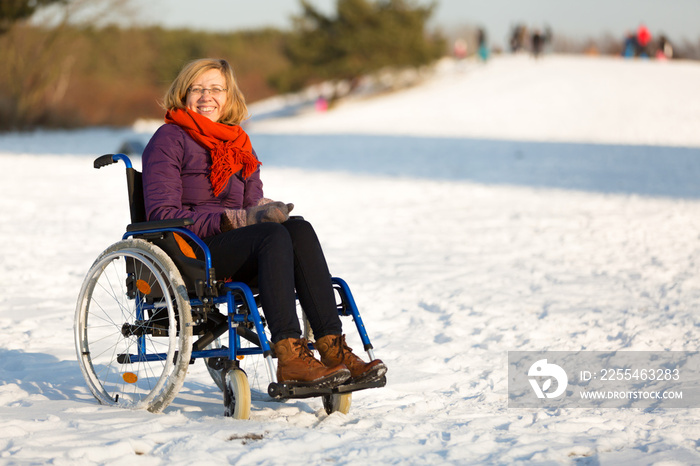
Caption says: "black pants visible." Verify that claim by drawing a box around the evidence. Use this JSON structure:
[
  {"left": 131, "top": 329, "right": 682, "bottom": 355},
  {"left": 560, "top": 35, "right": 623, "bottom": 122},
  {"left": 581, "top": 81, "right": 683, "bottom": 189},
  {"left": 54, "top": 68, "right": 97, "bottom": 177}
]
[{"left": 203, "top": 219, "right": 342, "bottom": 343}]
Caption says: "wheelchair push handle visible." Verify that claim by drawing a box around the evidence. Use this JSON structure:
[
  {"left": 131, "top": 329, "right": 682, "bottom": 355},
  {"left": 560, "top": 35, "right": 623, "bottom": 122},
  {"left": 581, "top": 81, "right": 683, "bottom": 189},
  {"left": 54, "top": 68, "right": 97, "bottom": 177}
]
[{"left": 94, "top": 153, "right": 132, "bottom": 169}]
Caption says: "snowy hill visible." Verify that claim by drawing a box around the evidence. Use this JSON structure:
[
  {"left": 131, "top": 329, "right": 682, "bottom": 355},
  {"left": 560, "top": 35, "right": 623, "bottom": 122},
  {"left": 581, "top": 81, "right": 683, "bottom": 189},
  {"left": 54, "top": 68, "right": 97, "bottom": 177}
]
[
  {"left": 1, "top": 54, "right": 700, "bottom": 464},
  {"left": 249, "top": 54, "right": 700, "bottom": 148}
]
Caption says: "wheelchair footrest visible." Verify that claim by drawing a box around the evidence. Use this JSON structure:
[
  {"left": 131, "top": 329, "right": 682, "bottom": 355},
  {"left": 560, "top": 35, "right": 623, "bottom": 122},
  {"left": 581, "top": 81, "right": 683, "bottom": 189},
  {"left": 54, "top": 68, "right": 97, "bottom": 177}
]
[
  {"left": 334, "top": 375, "right": 387, "bottom": 394},
  {"left": 268, "top": 375, "right": 386, "bottom": 400}
]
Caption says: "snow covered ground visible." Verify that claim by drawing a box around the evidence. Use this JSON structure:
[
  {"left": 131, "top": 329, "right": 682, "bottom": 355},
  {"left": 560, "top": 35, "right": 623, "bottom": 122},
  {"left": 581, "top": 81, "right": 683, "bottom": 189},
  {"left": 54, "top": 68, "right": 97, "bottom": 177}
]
[{"left": 2, "top": 54, "right": 700, "bottom": 464}]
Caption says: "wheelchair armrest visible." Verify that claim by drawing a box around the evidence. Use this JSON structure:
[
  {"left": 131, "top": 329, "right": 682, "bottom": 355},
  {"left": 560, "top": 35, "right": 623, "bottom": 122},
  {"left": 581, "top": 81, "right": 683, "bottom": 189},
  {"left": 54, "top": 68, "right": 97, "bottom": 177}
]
[{"left": 126, "top": 218, "right": 194, "bottom": 232}]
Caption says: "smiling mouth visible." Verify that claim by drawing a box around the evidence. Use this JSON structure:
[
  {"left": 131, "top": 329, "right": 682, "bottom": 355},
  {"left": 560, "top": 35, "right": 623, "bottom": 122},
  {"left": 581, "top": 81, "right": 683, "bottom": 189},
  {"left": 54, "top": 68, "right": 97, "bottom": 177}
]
[{"left": 198, "top": 107, "right": 216, "bottom": 113}]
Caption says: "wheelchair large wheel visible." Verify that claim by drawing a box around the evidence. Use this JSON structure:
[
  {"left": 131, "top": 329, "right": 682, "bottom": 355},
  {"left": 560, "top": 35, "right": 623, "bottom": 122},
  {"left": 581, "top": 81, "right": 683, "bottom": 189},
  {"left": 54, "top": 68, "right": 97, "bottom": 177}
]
[{"left": 74, "top": 239, "right": 193, "bottom": 413}]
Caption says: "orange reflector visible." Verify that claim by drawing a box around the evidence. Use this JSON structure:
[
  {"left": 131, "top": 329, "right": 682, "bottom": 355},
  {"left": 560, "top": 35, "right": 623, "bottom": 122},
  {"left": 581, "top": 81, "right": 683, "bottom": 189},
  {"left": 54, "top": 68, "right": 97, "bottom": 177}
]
[
  {"left": 122, "top": 372, "right": 138, "bottom": 384},
  {"left": 136, "top": 279, "right": 151, "bottom": 295},
  {"left": 237, "top": 355, "right": 245, "bottom": 360}
]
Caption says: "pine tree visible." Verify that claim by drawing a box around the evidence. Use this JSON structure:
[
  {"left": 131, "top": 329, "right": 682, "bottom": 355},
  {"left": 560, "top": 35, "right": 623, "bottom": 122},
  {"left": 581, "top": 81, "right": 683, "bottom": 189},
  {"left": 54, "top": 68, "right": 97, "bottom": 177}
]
[{"left": 271, "top": 0, "right": 444, "bottom": 93}]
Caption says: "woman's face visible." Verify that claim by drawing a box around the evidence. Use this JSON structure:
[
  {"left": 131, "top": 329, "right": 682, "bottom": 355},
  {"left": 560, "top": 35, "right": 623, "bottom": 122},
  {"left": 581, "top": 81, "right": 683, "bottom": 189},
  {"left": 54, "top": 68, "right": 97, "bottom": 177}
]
[{"left": 186, "top": 68, "right": 227, "bottom": 122}]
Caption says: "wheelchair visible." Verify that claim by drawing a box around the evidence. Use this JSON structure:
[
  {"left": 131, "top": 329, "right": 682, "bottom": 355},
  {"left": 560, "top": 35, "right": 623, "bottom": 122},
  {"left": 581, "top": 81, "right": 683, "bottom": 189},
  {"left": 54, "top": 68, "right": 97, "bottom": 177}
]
[{"left": 74, "top": 153, "right": 386, "bottom": 419}]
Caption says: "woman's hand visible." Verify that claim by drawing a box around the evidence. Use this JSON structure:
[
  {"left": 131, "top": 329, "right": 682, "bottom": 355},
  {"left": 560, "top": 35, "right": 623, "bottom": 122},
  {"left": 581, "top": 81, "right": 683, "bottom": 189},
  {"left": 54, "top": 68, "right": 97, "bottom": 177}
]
[
  {"left": 246, "top": 202, "right": 294, "bottom": 225},
  {"left": 221, "top": 202, "right": 294, "bottom": 232}
]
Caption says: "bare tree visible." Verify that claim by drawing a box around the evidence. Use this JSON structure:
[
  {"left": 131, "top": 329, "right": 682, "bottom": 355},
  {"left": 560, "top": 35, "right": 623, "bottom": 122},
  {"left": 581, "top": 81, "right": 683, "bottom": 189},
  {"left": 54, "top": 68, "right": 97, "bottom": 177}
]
[{"left": 0, "top": 0, "right": 134, "bottom": 129}]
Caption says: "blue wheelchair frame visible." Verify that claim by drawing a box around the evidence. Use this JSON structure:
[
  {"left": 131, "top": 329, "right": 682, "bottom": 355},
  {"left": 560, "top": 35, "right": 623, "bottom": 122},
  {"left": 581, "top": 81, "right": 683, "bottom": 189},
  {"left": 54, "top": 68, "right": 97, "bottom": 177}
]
[{"left": 102, "top": 153, "right": 380, "bottom": 399}]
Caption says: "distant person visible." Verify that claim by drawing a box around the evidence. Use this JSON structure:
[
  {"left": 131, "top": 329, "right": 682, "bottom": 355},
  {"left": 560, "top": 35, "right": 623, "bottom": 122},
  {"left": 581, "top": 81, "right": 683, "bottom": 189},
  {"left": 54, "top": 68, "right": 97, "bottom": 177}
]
[
  {"left": 531, "top": 29, "right": 545, "bottom": 58},
  {"left": 315, "top": 95, "right": 328, "bottom": 112},
  {"left": 636, "top": 24, "right": 652, "bottom": 57},
  {"left": 510, "top": 24, "right": 527, "bottom": 53},
  {"left": 657, "top": 35, "right": 673, "bottom": 60},
  {"left": 141, "top": 58, "right": 387, "bottom": 388},
  {"left": 453, "top": 38, "right": 468, "bottom": 60},
  {"left": 623, "top": 32, "right": 637, "bottom": 58},
  {"left": 477, "top": 28, "right": 489, "bottom": 62}
]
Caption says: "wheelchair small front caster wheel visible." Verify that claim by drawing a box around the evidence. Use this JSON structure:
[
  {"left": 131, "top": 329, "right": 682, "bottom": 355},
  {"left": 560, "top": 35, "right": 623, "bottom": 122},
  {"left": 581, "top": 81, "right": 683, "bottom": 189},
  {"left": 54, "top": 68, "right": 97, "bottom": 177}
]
[
  {"left": 224, "top": 369, "right": 251, "bottom": 419},
  {"left": 323, "top": 392, "right": 352, "bottom": 415}
]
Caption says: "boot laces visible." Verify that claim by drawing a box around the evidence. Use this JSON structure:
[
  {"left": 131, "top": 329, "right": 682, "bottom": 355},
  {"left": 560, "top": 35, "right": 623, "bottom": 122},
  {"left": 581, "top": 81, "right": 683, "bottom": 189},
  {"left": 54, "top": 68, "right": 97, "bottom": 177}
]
[
  {"left": 339, "top": 335, "right": 352, "bottom": 356},
  {"left": 294, "top": 338, "right": 318, "bottom": 364},
  {"left": 339, "top": 335, "right": 364, "bottom": 365}
]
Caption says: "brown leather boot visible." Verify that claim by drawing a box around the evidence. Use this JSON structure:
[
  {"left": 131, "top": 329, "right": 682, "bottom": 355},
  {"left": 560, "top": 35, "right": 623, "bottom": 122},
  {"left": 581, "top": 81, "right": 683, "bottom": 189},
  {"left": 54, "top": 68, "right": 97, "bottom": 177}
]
[
  {"left": 274, "top": 338, "right": 350, "bottom": 387},
  {"left": 316, "top": 334, "right": 387, "bottom": 383}
]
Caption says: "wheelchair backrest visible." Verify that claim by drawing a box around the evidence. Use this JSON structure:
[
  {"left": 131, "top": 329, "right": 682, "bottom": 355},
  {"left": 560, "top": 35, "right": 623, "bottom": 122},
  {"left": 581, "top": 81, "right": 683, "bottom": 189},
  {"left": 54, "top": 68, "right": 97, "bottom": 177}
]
[
  {"left": 126, "top": 168, "right": 147, "bottom": 224},
  {"left": 95, "top": 153, "right": 211, "bottom": 299},
  {"left": 122, "top": 159, "right": 208, "bottom": 297}
]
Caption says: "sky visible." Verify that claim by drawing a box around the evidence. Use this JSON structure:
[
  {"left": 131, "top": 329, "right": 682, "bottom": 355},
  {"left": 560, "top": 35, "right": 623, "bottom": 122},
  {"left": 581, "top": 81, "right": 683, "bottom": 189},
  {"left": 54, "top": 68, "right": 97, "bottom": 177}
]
[{"left": 129, "top": 0, "right": 700, "bottom": 48}]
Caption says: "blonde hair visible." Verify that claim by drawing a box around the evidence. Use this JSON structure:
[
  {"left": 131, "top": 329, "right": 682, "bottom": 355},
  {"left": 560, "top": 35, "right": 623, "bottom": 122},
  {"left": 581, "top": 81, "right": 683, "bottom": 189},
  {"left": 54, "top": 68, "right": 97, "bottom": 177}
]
[{"left": 163, "top": 58, "right": 248, "bottom": 125}]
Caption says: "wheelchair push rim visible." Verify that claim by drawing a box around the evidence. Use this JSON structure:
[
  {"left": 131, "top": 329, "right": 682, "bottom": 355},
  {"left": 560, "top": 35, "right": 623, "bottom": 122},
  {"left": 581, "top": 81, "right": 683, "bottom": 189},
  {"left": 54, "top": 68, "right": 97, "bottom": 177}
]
[{"left": 74, "top": 239, "right": 193, "bottom": 412}]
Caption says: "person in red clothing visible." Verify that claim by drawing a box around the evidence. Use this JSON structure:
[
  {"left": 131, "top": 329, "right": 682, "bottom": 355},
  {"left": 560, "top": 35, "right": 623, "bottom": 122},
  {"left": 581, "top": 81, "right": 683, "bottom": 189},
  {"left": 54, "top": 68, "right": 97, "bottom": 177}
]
[
  {"left": 636, "top": 24, "right": 652, "bottom": 57},
  {"left": 141, "top": 58, "right": 387, "bottom": 389}
]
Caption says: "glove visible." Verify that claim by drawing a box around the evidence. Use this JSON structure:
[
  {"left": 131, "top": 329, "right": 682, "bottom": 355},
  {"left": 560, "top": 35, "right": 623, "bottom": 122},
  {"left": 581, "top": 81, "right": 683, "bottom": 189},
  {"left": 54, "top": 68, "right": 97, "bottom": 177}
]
[
  {"left": 246, "top": 202, "right": 294, "bottom": 224},
  {"left": 221, "top": 201, "right": 295, "bottom": 232}
]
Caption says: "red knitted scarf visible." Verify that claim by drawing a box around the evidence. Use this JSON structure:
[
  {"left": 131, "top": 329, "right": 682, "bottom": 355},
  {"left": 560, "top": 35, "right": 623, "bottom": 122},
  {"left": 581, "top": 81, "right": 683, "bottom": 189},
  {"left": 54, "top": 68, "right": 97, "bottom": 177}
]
[{"left": 165, "top": 108, "right": 261, "bottom": 196}]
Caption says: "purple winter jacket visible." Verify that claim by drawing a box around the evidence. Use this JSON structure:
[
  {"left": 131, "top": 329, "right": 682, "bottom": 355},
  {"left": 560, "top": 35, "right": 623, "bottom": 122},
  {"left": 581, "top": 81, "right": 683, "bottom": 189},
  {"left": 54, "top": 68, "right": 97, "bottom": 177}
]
[{"left": 142, "top": 124, "right": 264, "bottom": 238}]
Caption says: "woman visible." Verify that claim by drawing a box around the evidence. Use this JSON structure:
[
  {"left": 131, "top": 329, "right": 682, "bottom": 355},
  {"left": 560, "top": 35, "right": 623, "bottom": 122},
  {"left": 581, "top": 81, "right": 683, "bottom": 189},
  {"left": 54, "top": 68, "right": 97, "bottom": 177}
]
[{"left": 141, "top": 58, "right": 386, "bottom": 388}]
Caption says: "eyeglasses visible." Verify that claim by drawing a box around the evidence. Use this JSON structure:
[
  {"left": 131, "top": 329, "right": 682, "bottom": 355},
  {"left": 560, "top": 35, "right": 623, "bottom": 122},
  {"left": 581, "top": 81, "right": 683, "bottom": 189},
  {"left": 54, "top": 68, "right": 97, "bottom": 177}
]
[{"left": 188, "top": 86, "right": 227, "bottom": 96}]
